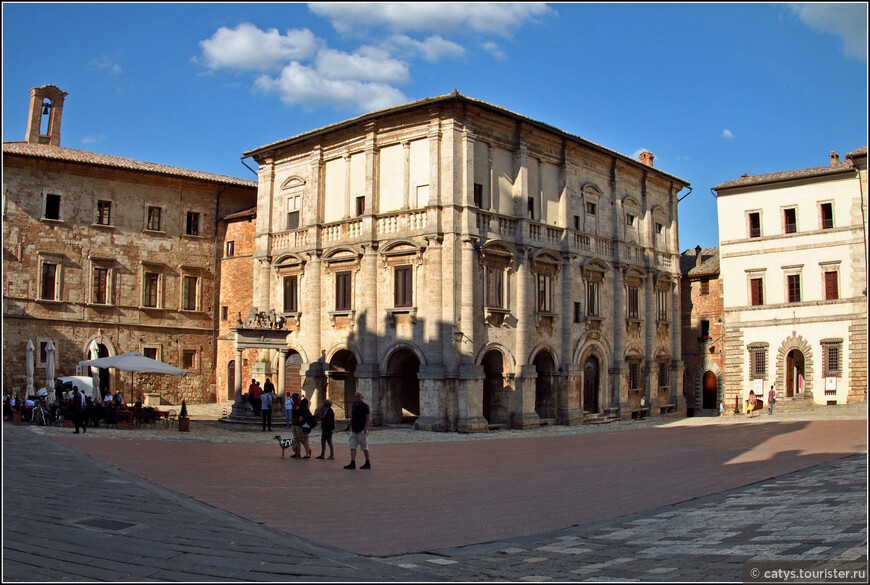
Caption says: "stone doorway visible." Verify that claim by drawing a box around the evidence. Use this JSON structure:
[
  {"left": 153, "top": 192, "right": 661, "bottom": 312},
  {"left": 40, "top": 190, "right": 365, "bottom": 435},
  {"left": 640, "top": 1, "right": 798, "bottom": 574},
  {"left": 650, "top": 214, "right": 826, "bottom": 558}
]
[
  {"left": 702, "top": 371, "right": 718, "bottom": 409},
  {"left": 533, "top": 351, "right": 557, "bottom": 420},
  {"left": 384, "top": 349, "right": 420, "bottom": 424},
  {"left": 786, "top": 350, "right": 805, "bottom": 398},
  {"left": 226, "top": 360, "right": 235, "bottom": 402},
  {"left": 482, "top": 350, "right": 510, "bottom": 425},
  {"left": 583, "top": 355, "right": 600, "bottom": 413},
  {"left": 327, "top": 350, "right": 357, "bottom": 420}
]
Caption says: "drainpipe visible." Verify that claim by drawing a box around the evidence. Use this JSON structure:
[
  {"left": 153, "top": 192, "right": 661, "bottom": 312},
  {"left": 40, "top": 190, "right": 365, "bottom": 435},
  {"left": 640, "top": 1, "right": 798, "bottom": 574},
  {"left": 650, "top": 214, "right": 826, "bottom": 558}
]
[{"left": 240, "top": 155, "right": 258, "bottom": 177}]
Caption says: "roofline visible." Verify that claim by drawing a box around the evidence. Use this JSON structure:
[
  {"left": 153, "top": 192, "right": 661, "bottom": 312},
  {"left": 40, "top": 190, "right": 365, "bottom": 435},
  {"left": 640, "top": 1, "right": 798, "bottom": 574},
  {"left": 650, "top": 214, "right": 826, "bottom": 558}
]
[
  {"left": 712, "top": 165, "right": 856, "bottom": 194},
  {"left": 245, "top": 91, "right": 690, "bottom": 188}
]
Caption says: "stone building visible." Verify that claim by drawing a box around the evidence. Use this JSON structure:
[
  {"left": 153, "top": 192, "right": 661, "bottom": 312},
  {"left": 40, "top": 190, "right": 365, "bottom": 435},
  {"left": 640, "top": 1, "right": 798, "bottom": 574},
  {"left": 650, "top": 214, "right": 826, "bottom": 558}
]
[
  {"left": 232, "top": 92, "right": 690, "bottom": 430},
  {"left": 713, "top": 147, "right": 867, "bottom": 407},
  {"left": 2, "top": 85, "right": 257, "bottom": 404},
  {"left": 679, "top": 246, "right": 726, "bottom": 415}
]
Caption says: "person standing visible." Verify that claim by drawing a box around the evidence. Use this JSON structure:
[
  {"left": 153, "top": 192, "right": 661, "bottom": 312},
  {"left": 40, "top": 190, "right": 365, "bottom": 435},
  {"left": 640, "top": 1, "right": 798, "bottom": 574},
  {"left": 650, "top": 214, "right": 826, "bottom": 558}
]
[
  {"left": 260, "top": 385, "right": 274, "bottom": 432},
  {"left": 768, "top": 385, "right": 776, "bottom": 415},
  {"left": 252, "top": 380, "right": 263, "bottom": 417},
  {"left": 298, "top": 398, "right": 315, "bottom": 458},
  {"left": 247, "top": 379, "right": 258, "bottom": 414},
  {"left": 290, "top": 393, "right": 303, "bottom": 458},
  {"left": 70, "top": 387, "right": 86, "bottom": 434},
  {"left": 316, "top": 399, "right": 335, "bottom": 460},
  {"left": 344, "top": 392, "right": 371, "bottom": 469},
  {"left": 748, "top": 390, "right": 757, "bottom": 418},
  {"left": 284, "top": 392, "right": 293, "bottom": 427}
]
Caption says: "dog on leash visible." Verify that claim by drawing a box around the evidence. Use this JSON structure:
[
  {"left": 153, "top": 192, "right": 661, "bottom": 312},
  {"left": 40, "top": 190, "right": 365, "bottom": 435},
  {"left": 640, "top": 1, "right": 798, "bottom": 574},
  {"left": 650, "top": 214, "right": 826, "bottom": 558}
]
[{"left": 274, "top": 435, "right": 295, "bottom": 458}]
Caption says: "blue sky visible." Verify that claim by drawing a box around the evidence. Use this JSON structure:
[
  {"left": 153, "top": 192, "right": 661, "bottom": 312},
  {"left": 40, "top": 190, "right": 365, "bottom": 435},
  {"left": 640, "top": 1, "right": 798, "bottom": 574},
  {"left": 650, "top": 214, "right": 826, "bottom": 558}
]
[{"left": 2, "top": 2, "right": 867, "bottom": 250}]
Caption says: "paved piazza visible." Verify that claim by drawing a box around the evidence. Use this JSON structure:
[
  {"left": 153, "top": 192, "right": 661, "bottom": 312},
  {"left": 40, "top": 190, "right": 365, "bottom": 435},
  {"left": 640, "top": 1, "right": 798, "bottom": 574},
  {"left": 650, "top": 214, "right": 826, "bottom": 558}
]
[{"left": 3, "top": 400, "right": 867, "bottom": 582}]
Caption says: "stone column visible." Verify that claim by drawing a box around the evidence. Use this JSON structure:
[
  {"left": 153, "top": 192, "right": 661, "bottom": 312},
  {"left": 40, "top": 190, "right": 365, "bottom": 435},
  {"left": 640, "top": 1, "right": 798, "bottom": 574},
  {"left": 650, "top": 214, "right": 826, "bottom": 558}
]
[
  {"left": 612, "top": 265, "right": 627, "bottom": 413},
  {"left": 559, "top": 254, "right": 583, "bottom": 425},
  {"left": 402, "top": 140, "right": 411, "bottom": 209},
  {"left": 645, "top": 271, "right": 657, "bottom": 414},
  {"left": 512, "top": 246, "right": 540, "bottom": 429},
  {"left": 232, "top": 347, "right": 245, "bottom": 417},
  {"left": 277, "top": 349, "right": 287, "bottom": 399},
  {"left": 456, "top": 236, "right": 487, "bottom": 432}
]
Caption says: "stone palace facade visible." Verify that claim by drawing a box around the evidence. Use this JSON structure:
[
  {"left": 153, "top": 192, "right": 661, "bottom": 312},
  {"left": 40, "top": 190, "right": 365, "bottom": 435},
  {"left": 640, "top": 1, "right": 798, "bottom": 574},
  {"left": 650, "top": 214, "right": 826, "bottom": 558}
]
[{"left": 231, "top": 92, "right": 691, "bottom": 431}]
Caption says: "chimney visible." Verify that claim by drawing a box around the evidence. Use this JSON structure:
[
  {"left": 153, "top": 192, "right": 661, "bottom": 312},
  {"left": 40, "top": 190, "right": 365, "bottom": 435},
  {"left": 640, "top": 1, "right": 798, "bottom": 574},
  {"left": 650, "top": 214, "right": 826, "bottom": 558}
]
[
  {"left": 695, "top": 245, "right": 703, "bottom": 268},
  {"left": 830, "top": 151, "right": 839, "bottom": 166},
  {"left": 25, "top": 85, "right": 67, "bottom": 146},
  {"left": 639, "top": 151, "right": 654, "bottom": 167}
]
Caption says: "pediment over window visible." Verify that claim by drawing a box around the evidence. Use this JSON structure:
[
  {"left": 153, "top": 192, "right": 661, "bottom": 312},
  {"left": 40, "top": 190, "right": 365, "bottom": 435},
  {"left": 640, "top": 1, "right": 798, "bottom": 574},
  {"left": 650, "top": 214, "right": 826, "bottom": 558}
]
[{"left": 280, "top": 176, "right": 306, "bottom": 190}]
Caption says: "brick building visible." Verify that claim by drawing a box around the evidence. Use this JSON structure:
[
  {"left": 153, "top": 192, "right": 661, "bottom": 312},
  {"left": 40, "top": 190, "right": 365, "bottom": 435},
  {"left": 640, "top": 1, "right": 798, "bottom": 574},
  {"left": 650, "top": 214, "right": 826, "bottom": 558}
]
[
  {"left": 2, "top": 85, "right": 257, "bottom": 404},
  {"left": 234, "top": 92, "right": 690, "bottom": 430},
  {"left": 680, "top": 246, "right": 726, "bottom": 415}
]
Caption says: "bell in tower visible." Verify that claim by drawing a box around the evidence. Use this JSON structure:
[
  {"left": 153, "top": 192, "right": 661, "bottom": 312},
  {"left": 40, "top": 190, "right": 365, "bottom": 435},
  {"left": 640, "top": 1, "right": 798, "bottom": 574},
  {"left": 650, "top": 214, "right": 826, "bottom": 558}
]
[{"left": 26, "top": 85, "right": 68, "bottom": 146}]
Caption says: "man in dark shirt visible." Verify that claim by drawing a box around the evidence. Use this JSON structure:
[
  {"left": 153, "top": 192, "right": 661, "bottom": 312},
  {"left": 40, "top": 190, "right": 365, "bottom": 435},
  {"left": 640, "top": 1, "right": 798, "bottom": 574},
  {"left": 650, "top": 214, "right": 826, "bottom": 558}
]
[{"left": 344, "top": 391, "right": 371, "bottom": 470}]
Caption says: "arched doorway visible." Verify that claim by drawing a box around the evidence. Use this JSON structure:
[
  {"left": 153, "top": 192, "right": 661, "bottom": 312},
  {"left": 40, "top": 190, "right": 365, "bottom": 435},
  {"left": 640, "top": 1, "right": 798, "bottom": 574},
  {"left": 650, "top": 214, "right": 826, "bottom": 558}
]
[
  {"left": 786, "top": 350, "right": 805, "bottom": 397},
  {"left": 702, "top": 371, "right": 717, "bottom": 409},
  {"left": 533, "top": 351, "right": 557, "bottom": 420},
  {"left": 227, "top": 360, "right": 235, "bottom": 401},
  {"left": 283, "top": 351, "right": 303, "bottom": 398},
  {"left": 583, "top": 355, "right": 600, "bottom": 413},
  {"left": 327, "top": 350, "right": 357, "bottom": 419},
  {"left": 384, "top": 349, "right": 420, "bottom": 424},
  {"left": 482, "top": 350, "right": 509, "bottom": 425}
]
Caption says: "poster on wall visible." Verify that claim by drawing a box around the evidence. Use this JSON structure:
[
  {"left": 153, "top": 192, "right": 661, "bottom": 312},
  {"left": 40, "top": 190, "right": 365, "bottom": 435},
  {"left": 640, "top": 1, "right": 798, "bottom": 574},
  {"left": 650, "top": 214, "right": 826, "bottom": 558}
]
[
  {"left": 825, "top": 377, "right": 837, "bottom": 391},
  {"left": 753, "top": 379, "right": 764, "bottom": 394}
]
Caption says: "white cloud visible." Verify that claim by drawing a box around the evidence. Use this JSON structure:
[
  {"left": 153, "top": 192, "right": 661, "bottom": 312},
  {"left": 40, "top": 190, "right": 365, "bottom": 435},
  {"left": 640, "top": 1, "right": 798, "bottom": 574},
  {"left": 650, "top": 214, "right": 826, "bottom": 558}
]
[
  {"left": 387, "top": 35, "right": 466, "bottom": 61},
  {"left": 315, "top": 46, "right": 410, "bottom": 83},
  {"left": 81, "top": 134, "right": 106, "bottom": 144},
  {"left": 790, "top": 3, "right": 867, "bottom": 61},
  {"left": 480, "top": 41, "right": 506, "bottom": 61},
  {"left": 721, "top": 129, "right": 735, "bottom": 139},
  {"left": 199, "top": 24, "right": 318, "bottom": 70},
  {"left": 89, "top": 57, "right": 122, "bottom": 74},
  {"left": 255, "top": 62, "right": 408, "bottom": 111},
  {"left": 309, "top": 2, "right": 554, "bottom": 36}
]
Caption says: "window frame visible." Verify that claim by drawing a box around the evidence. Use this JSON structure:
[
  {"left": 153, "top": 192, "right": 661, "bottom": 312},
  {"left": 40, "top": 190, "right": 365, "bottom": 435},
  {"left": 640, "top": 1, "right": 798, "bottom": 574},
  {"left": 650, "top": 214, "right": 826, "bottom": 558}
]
[
  {"left": 820, "top": 202, "right": 834, "bottom": 230},
  {"left": 145, "top": 206, "right": 163, "bottom": 232},
  {"left": 824, "top": 270, "right": 839, "bottom": 301},
  {"left": 181, "top": 274, "right": 200, "bottom": 312},
  {"left": 225, "top": 241, "right": 235, "bottom": 258},
  {"left": 783, "top": 207, "right": 797, "bottom": 234},
  {"left": 748, "top": 343, "right": 768, "bottom": 380},
  {"left": 283, "top": 274, "right": 298, "bottom": 313},
  {"left": 484, "top": 264, "right": 506, "bottom": 309},
  {"left": 786, "top": 273, "right": 802, "bottom": 303},
  {"left": 821, "top": 339, "right": 843, "bottom": 377},
  {"left": 185, "top": 211, "right": 201, "bottom": 236},
  {"left": 96, "top": 200, "right": 113, "bottom": 226},
  {"left": 89, "top": 260, "right": 114, "bottom": 306},
  {"left": 394, "top": 265, "right": 413, "bottom": 308},
  {"left": 335, "top": 270, "right": 352, "bottom": 311},
  {"left": 43, "top": 192, "right": 62, "bottom": 221},
  {"left": 627, "top": 285, "right": 640, "bottom": 319},
  {"left": 747, "top": 211, "right": 762, "bottom": 238},
  {"left": 37, "top": 252, "right": 63, "bottom": 302}
]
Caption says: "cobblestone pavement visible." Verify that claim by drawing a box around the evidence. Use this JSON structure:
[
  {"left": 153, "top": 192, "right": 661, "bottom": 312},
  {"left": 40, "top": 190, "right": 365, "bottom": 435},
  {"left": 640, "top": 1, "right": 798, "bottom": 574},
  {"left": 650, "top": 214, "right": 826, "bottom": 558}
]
[{"left": 3, "top": 400, "right": 867, "bottom": 582}]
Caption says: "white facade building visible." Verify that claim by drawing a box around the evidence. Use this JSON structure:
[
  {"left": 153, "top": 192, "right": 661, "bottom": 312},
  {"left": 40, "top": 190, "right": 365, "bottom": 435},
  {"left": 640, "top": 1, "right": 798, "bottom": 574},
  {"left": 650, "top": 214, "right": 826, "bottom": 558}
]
[{"left": 714, "top": 147, "right": 867, "bottom": 407}]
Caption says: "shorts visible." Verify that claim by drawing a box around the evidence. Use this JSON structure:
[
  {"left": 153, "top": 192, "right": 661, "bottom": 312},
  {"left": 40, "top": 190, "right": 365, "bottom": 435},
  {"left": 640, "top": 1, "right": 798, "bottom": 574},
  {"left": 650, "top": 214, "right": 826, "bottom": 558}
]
[{"left": 348, "top": 430, "right": 368, "bottom": 451}]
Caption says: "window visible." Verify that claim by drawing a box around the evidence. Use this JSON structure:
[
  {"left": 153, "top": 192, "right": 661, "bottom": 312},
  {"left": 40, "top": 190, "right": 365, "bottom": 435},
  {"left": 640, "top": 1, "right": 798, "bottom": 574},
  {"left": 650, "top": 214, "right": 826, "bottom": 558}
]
[
  {"left": 473, "top": 184, "right": 483, "bottom": 208},
  {"left": 335, "top": 271, "right": 352, "bottom": 311},
  {"left": 527, "top": 197, "right": 535, "bottom": 219},
  {"left": 40, "top": 261, "right": 58, "bottom": 300},
  {"left": 824, "top": 271, "right": 839, "bottom": 300},
  {"left": 484, "top": 265, "right": 505, "bottom": 309},
  {"left": 700, "top": 320, "right": 710, "bottom": 338},
  {"left": 146, "top": 206, "right": 162, "bottom": 231},
  {"left": 821, "top": 340, "right": 842, "bottom": 377},
  {"left": 658, "top": 361, "right": 669, "bottom": 388},
  {"left": 44, "top": 193, "right": 61, "bottom": 220},
  {"left": 626, "top": 213, "right": 635, "bottom": 227},
  {"left": 39, "top": 341, "right": 50, "bottom": 364},
  {"left": 143, "top": 272, "right": 160, "bottom": 308},
  {"left": 750, "top": 278, "right": 764, "bottom": 306},
  {"left": 225, "top": 241, "right": 235, "bottom": 258},
  {"left": 185, "top": 212, "right": 200, "bottom": 236},
  {"left": 574, "top": 302, "right": 582, "bottom": 323},
  {"left": 586, "top": 202, "right": 596, "bottom": 215},
  {"left": 586, "top": 281, "right": 599, "bottom": 317},
  {"left": 574, "top": 215, "right": 580, "bottom": 230},
  {"left": 749, "top": 344, "right": 768, "bottom": 380},
  {"left": 286, "top": 194, "right": 300, "bottom": 230},
  {"left": 657, "top": 289, "right": 669, "bottom": 321},
  {"left": 656, "top": 222, "right": 664, "bottom": 235},
  {"left": 784, "top": 208, "right": 797, "bottom": 234},
  {"left": 182, "top": 275, "right": 199, "bottom": 311},
  {"left": 820, "top": 203, "right": 834, "bottom": 229},
  {"left": 182, "top": 350, "right": 197, "bottom": 370},
  {"left": 97, "top": 200, "right": 112, "bottom": 226},
  {"left": 787, "top": 274, "right": 801, "bottom": 303},
  {"left": 394, "top": 265, "right": 413, "bottom": 308},
  {"left": 283, "top": 275, "right": 298, "bottom": 313},
  {"left": 627, "top": 286, "right": 639, "bottom": 319},
  {"left": 629, "top": 362, "right": 640, "bottom": 390},
  {"left": 699, "top": 279, "right": 710, "bottom": 296},
  {"left": 537, "top": 273, "right": 553, "bottom": 313},
  {"left": 143, "top": 347, "right": 158, "bottom": 360},
  {"left": 748, "top": 212, "right": 761, "bottom": 238},
  {"left": 220, "top": 306, "right": 228, "bottom": 321},
  {"left": 92, "top": 267, "right": 109, "bottom": 305},
  {"left": 356, "top": 196, "right": 365, "bottom": 216}
]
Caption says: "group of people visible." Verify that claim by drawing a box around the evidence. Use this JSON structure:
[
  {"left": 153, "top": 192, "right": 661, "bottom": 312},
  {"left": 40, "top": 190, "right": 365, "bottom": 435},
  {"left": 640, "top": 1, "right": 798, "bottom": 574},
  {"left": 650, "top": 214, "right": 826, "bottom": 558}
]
[
  {"left": 744, "top": 385, "right": 777, "bottom": 418},
  {"left": 281, "top": 390, "right": 371, "bottom": 469}
]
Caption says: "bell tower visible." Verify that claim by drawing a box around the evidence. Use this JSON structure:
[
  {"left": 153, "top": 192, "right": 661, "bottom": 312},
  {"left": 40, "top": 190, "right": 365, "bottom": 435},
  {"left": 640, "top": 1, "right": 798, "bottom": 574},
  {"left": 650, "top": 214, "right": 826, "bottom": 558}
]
[{"left": 25, "top": 85, "right": 68, "bottom": 146}]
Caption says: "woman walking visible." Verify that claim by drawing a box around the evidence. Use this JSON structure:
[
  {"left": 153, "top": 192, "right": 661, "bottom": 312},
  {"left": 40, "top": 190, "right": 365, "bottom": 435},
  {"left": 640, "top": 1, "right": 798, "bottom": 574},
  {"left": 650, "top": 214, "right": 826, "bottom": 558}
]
[{"left": 316, "top": 399, "right": 335, "bottom": 460}]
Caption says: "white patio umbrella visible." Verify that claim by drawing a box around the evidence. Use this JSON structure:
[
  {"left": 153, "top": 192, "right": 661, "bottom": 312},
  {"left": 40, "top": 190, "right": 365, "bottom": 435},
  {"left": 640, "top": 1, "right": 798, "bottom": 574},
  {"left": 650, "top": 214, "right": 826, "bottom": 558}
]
[
  {"left": 78, "top": 351, "right": 187, "bottom": 402},
  {"left": 87, "top": 339, "right": 101, "bottom": 398},
  {"left": 44, "top": 340, "right": 56, "bottom": 405},
  {"left": 25, "top": 340, "right": 35, "bottom": 400}
]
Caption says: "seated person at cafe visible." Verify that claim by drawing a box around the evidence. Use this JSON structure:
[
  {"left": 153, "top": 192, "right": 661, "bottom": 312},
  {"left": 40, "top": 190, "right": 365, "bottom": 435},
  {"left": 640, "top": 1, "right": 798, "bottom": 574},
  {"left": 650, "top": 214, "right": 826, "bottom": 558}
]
[
  {"left": 113, "top": 390, "right": 125, "bottom": 407},
  {"left": 134, "top": 396, "right": 143, "bottom": 408},
  {"left": 23, "top": 395, "right": 36, "bottom": 421}
]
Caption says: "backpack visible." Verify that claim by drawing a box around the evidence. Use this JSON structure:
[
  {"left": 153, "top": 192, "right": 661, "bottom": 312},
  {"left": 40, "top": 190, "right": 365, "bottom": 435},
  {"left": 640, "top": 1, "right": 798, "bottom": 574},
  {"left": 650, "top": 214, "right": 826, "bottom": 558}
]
[{"left": 308, "top": 411, "right": 317, "bottom": 429}]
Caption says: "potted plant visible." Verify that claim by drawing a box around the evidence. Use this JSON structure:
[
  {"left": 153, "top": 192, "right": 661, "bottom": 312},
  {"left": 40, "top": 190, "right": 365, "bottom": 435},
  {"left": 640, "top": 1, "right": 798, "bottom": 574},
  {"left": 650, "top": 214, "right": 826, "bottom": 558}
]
[{"left": 178, "top": 399, "right": 190, "bottom": 432}]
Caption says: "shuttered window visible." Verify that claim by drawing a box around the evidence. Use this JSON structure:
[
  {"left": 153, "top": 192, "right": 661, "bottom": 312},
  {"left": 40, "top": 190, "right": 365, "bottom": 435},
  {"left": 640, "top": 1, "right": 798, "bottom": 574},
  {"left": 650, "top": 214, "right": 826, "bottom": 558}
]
[
  {"left": 824, "top": 271, "right": 839, "bottom": 300},
  {"left": 750, "top": 278, "right": 764, "bottom": 306}
]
